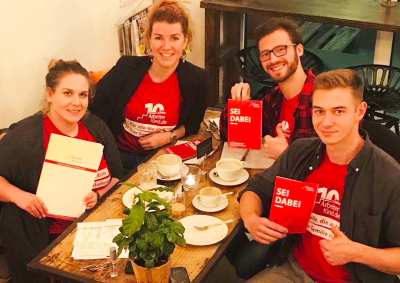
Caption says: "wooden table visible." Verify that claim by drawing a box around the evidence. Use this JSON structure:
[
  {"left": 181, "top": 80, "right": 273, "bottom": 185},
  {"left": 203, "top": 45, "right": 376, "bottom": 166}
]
[
  {"left": 28, "top": 109, "right": 261, "bottom": 283},
  {"left": 201, "top": 0, "right": 400, "bottom": 105}
]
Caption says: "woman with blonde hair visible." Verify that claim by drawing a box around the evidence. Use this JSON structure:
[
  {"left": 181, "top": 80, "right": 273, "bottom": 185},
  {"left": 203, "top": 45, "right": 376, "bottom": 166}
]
[
  {"left": 0, "top": 60, "right": 123, "bottom": 283},
  {"left": 90, "top": 0, "right": 210, "bottom": 171}
]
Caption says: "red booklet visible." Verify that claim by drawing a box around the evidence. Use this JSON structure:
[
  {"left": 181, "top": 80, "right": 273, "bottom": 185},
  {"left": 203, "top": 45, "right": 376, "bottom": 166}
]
[
  {"left": 228, "top": 100, "right": 262, "bottom": 150},
  {"left": 269, "top": 177, "right": 319, "bottom": 234},
  {"left": 165, "top": 139, "right": 205, "bottom": 160}
]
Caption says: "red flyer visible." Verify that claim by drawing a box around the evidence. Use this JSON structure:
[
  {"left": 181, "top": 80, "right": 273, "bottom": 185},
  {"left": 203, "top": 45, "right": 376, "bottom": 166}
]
[
  {"left": 269, "top": 176, "right": 319, "bottom": 234},
  {"left": 165, "top": 139, "right": 205, "bottom": 160},
  {"left": 228, "top": 100, "right": 262, "bottom": 149}
]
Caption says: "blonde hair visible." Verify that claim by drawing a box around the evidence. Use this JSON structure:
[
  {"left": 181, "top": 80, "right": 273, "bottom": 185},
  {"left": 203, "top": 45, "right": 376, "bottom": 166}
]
[{"left": 144, "top": 1, "right": 192, "bottom": 50}]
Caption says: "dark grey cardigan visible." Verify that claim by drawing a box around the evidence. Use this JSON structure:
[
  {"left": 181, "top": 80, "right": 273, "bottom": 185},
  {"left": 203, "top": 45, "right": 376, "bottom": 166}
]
[{"left": 0, "top": 113, "right": 123, "bottom": 283}]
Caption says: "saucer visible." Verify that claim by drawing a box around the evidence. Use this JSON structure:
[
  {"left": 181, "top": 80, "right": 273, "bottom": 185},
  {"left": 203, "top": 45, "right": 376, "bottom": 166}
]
[
  {"left": 122, "top": 185, "right": 173, "bottom": 209},
  {"left": 179, "top": 215, "right": 229, "bottom": 246},
  {"left": 192, "top": 194, "right": 228, "bottom": 212},
  {"left": 157, "top": 164, "right": 189, "bottom": 181},
  {"left": 209, "top": 168, "right": 249, "bottom": 186}
]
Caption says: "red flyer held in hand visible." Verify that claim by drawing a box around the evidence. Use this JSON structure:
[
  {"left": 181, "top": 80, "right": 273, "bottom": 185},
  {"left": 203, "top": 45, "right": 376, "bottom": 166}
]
[
  {"left": 269, "top": 176, "right": 319, "bottom": 234},
  {"left": 228, "top": 99, "right": 262, "bottom": 150}
]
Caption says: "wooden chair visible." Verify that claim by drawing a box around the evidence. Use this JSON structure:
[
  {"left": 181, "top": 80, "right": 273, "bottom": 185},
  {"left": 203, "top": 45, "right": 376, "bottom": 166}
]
[
  {"left": 348, "top": 64, "right": 400, "bottom": 135},
  {"left": 233, "top": 46, "right": 326, "bottom": 99}
]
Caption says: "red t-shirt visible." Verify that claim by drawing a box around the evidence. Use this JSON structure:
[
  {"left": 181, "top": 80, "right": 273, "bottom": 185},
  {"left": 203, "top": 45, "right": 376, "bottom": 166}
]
[
  {"left": 279, "top": 95, "right": 299, "bottom": 143},
  {"left": 43, "top": 115, "right": 111, "bottom": 234},
  {"left": 293, "top": 154, "right": 352, "bottom": 283},
  {"left": 117, "top": 72, "right": 182, "bottom": 154}
]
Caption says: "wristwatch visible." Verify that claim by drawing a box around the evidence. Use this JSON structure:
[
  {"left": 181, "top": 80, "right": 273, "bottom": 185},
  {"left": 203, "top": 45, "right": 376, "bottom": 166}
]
[{"left": 170, "top": 130, "right": 178, "bottom": 143}]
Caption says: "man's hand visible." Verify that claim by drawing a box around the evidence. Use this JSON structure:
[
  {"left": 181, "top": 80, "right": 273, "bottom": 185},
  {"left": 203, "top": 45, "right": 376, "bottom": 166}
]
[
  {"left": 320, "top": 225, "right": 360, "bottom": 266},
  {"left": 14, "top": 191, "right": 48, "bottom": 218},
  {"left": 263, "top": 123, "right": 289, "bottom": 159},
  {"left": 83, "top": 191, "right": 98, "bottom": 210},
  {"left": 245, "top": 215, "right": 288, "bottom": 245},
  {"left": 139, "top": 132, "right": 171, "bottom": 150},
  {"left": 231, "top": 83, "right": 251, "bottom": 101}
]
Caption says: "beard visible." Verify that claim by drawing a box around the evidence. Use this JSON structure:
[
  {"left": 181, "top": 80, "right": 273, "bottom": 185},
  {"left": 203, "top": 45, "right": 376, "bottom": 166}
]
[{"left": 266, "top": 53, "right": 299, "bottom": 84}]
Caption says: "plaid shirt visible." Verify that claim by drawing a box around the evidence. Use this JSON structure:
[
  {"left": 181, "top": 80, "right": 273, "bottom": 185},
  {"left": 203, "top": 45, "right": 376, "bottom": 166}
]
[{"left": 220, "top": 70, "right": 317, "bottom": 143}]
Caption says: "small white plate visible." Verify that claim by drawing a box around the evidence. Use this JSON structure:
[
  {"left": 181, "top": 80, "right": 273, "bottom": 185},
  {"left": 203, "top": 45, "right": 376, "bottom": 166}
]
[
  {"left": 122, "top": 186, "right": 173, "bottom": 209},
  {"left": 209, "top": 168, "right": 249, "bottom": 186},
  {"left": 179, "top": 215, "right": 229, "bottom": 246},
  {"left": 192, "top": 194, "right": 228, "bottom": 212},
  {"left": 157, "top": 164, "right": 189, "bottom": 181}
]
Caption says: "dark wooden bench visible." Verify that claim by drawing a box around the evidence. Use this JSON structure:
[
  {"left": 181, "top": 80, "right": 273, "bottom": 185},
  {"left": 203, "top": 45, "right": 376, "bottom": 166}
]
[{"left": 300, "top": 22, "right": 361, "bottom": 52}]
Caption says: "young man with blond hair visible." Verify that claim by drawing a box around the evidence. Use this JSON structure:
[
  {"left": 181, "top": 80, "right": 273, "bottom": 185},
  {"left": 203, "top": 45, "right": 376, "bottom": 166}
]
[{"left": 240, "top": 69, "right": 400, "bottom": 283}]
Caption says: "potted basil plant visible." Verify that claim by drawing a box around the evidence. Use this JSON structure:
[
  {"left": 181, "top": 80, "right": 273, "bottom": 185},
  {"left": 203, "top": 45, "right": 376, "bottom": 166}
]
[{"left": 113, "top": 183, "right": 186, "bottom": 283}]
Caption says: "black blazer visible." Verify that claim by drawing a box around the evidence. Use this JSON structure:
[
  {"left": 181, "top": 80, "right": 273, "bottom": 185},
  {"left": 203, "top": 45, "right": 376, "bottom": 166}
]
[{"left": 89, "top": 56, "right": 210, "bottom": 140}]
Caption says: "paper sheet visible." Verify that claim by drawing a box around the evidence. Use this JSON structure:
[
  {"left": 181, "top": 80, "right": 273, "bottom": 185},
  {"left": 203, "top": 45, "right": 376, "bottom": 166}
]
[
  {"left": 72, "top": 219, "right": 128, "bottom": 259},
  {"left": 221, "top": 142, "right": 275, "bottom": 169}
]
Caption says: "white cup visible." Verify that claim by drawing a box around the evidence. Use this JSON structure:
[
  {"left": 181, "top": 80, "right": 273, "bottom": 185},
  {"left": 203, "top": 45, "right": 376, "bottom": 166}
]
[
  {"left": 199, "top": 187, "right": 222, "bottom": 208},
  {"left": 215, "top": 158, "right": 244, "bottom": 182},
  {"left": 155, "top": 154, "right": 182, "bottom": 177}
]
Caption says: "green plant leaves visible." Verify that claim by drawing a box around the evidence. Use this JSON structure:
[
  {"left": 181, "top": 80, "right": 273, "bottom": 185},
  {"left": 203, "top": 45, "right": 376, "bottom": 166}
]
[
  {"left": 120, "top": 201, "right": 145, "bottom": 236},
  {"left": 113, "top": 186, "right": 186, "bottom": 268},
  {"left": 144, "top": 212, "right": 158, "bottom": 231},
  {"left": 170, "top": 221, "right": 185, "bottom": 235}
]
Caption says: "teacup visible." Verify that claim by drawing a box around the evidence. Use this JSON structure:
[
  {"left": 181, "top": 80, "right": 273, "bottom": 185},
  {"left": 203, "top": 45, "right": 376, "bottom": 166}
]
[
  {"left": 215, "top": 158, "right": 244, "bottom": 182},
  {"left": 155, "top": 154, "right": 182, "bottom": 177},
  {"left": 199, "top": 186, "right": 222, "bottom": 208}
]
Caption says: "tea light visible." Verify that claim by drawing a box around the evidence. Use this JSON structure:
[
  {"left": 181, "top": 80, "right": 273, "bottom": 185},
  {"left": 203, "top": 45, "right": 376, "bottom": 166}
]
[
  {"left": 181, "top": 165, "right": 201, "bottom": 191},
  {"left": 185, "top": 175, "right": 196, "bottom": 186}
]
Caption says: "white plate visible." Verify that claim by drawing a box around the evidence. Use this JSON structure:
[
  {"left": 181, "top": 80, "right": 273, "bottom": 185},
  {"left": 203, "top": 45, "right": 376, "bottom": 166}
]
[
  {"left": 192, "top": 194, "right": 228, "bottom": 212},
  {"left": 122, "top": 186, "right": 173, "bottom": 209},
  {"left": 209, "top": 168, "right": 249, "bottom": 186},
  {"left": 179, "top": 215, "right": 229, "bottom": 246},
  {"left": 157, "top": 164, "right": 189, "bottom": 181}
]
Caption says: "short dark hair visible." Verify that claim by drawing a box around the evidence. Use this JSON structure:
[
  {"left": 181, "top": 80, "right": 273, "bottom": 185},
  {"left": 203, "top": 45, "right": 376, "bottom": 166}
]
[
  {"left": 314, "top": 69, "right": 364, "bottom": 103},
  {"left": 255, "top": 18, "right": 303, "bottom": 46}
]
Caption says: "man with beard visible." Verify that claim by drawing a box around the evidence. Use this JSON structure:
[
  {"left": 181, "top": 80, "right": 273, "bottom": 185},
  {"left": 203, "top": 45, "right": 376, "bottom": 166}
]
[
  {"left": 241, "top": 70, "right": 400, "bottom": 283},
  {"left": 220, "top": 18, "right": 316, "bottom": 159}
]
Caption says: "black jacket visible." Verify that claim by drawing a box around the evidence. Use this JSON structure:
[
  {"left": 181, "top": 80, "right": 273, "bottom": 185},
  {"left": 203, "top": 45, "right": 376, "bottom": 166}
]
[
  {"left": 89, "top": 56, "right": 210, "bottom": 141},
  {"left": 0, "top": 113, "right": 123, "bottom": 283},
  {"left": 241, "top": 132, "right": 400, "bottom": 283}
]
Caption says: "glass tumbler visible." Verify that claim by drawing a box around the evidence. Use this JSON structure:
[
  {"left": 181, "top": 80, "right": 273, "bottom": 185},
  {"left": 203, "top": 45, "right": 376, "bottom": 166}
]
[{"left": 137, "top": 163, "right": 157, "bottom": 191}]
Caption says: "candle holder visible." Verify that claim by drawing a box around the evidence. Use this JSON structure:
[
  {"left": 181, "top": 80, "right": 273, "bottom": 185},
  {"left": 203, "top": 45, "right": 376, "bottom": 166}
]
[
  {"left": 180, "top": 165, "right": 201, "bottom": 191},
  {"left": 381, "top": 0, "right": 397, "bottom": 7}
]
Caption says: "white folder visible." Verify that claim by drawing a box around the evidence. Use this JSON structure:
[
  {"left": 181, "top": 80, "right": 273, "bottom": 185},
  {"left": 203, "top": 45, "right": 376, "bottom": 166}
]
[{"left": 36, "top": 134, "right": 104, "bottom": 219}]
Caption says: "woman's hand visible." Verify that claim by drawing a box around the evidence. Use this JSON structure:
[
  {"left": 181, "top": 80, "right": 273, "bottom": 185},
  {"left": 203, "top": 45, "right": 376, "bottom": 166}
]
[
  {"left": 139, "top": 132, "right": 171, "bottom": 150},
  {"left": 14, "top": 191, "right": 48, "bottom": 219},
  {"left": 83, "top": 191, "right": 98, "bottom": 209}
]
